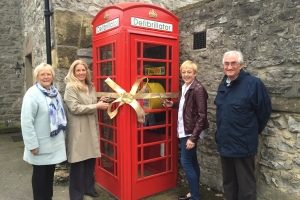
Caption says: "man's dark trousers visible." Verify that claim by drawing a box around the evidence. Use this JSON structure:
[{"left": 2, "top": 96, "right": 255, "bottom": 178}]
[{"left": 221, "top": 156, "right": 256, "bottom": 200}]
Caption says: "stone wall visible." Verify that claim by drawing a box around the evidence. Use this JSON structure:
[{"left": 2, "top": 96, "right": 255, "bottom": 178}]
[
  {"left": 51, "top": 10, "right": 94, "bottom": 92},
  {"left": 175, "top": 0, "right": 300, "bottom": 199},
  {"left": 51, "top": 0, "right": 201, "bottom": 15},
  {"left": 0, "top": 0, "right": 24, "bottom": 125},
  {"left": 21, "top": 0, "right": 48, "bottom": 67}
]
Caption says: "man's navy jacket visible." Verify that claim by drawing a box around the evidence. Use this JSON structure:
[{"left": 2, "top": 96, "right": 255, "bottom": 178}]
[{"left": 214, "top": 69, "right": 272, "bottom": 157}]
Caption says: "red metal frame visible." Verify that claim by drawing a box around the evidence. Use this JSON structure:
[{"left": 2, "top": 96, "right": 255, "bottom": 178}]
[{"left": 92, "top": 2, "right": 179, "bottom": 199}]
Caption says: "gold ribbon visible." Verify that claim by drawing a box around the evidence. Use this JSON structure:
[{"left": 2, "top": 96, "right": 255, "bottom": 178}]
[{"left": 97, "top": 77, "right": 178, "bottom": 123}]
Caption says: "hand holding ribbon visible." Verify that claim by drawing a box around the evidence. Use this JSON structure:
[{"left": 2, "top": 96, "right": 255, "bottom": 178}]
[{"left": 97, "top": 77, "right": 178, "bottom": 123}]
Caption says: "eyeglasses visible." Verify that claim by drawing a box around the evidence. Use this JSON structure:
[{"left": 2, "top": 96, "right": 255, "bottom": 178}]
[{"left": 224, "top": 61, "right": 239, "bottom": 67}]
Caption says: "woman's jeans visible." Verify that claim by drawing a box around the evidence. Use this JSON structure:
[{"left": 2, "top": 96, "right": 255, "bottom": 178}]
[{"left": 180, "top": 137, "right": 200, "bottom": 200}]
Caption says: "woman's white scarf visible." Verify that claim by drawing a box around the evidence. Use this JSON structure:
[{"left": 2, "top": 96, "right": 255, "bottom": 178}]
[{"left": 36, "top": 82, "right": 67, "bottom": 137}]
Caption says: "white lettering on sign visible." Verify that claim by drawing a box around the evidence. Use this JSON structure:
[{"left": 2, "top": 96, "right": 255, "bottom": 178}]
[
  {"left": 96, "top": 18, "right": 119, "bottom": 34},
  {"left": 131, "top": 17, "right": 173, "bottom": 32}
]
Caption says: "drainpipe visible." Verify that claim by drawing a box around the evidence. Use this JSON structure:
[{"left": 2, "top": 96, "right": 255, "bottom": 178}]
[{"left": 44, "top": 0, "right": 52, "bottom": 64}]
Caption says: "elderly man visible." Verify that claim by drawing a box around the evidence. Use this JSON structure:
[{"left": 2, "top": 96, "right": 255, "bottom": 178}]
[{"left": 214, "top": 50, "right": 272, "bottom": 200}]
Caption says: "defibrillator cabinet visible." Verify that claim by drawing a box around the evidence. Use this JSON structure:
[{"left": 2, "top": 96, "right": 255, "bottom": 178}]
[{"left": 92, "top": 2, "right": 179, "bottom": 199}]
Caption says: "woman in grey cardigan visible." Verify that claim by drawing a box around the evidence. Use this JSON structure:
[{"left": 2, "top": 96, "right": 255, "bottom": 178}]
[
  {"left": 64, "top": 59, "right": 108, "bottom": 200},
  {"left": 21, "top": 63, "right": 67, "bottom": 200}
]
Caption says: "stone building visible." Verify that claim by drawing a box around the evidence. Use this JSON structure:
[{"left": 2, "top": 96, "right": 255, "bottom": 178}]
[
  {"left": 0, "top": 0, "right": 200, "bottom": 124},
  {"left": 175, "top": 1, "right": 300, "bottom": 199},
  {"left": 1, "top": 0, "right": 299, "bottom": 199},
  {"left": 0, "top": 0, "right": 24, "bottom": 125}
]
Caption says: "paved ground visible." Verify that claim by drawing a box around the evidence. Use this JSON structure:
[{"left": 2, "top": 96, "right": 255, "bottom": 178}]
[{"left": 0, "top": 132, "right": 223, "bottom": 200}]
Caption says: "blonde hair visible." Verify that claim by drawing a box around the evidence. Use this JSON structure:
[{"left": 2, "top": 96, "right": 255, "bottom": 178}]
[
  {"left": 64, "top": 59, "right": 92, "bottom": 91},
  {"left": 33, "top": 63, "right": 55, "bottom": 83},
  {"left": 180, "top": 60, "right": 198, "bottom": 74}
]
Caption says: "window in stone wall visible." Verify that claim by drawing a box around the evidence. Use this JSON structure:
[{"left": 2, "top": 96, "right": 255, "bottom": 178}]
[{"left": 193, "top": 31, "right": 206, "bottom": 50}]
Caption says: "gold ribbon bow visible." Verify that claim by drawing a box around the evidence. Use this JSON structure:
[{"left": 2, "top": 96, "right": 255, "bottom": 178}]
[{"left": 97, "top": 77, "right": 178, "bottom": 123}]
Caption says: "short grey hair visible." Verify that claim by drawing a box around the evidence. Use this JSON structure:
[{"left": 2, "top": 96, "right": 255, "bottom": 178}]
[
  {"left": 222, "top": 50, "right": 244, "bottom": 65},
  {"left": 33, "top": 63, "right": 55, "bottom": 82}
]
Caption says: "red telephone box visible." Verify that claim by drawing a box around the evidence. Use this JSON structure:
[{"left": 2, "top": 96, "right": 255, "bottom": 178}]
[{"left": 92, "top": 2, "right": 179, "bottom": 199}]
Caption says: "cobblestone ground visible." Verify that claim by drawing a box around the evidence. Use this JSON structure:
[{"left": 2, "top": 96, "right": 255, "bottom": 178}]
[{"left": 0, "top": 132, "right": 223, "bottom": 200}]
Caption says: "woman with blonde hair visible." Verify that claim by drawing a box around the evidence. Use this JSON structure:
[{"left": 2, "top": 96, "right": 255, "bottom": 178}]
[
  {"left": 64, "top": 59, "right": 109, "bottom": 200},
  {"left": 164, "top": 60, "right": 209, "bottom": 200},
  {"left": 21, "top": 63, "right": 67, "bottom": 200}
]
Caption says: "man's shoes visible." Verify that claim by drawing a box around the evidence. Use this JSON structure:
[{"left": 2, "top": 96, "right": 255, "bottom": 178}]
[
  {"left": 178, "top": 195, "right": 191, "bottom": 200},
  {"left": 85, "top": 191, "right": 99, "bottom": 197},
  {"left": 178, "top": 192, "right": 191, "bottom": 200}
]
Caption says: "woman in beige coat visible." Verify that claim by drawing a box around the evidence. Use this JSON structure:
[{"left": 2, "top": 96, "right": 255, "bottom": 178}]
[{"left": 64, "top": 60, "right": 109, "bottom": 200}]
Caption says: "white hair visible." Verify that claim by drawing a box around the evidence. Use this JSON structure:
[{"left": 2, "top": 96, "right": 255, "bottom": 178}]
[
  {"left": 33, "top": 63, "right": 55, "bottom": 83},
  {"left": 222, "top": 50, "right": 244, "bottom": 65}
]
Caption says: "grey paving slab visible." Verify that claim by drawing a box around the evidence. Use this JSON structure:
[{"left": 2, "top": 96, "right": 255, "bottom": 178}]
[
  {"left": 0, "top": 132, "right": 223, "bottom": 200},
  {"left": 0, "top": 133, "right": 68, "bottom": 200}
]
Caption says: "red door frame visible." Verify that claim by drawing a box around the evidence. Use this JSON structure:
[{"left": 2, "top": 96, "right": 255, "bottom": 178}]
[{"left": 129, "top": 33, "right": 178, "bottom": 199}]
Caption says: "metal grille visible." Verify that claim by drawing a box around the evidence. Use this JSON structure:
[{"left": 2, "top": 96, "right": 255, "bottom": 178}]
[{"left": 193, "top": 31, "right": 206, "bottom": 50}]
